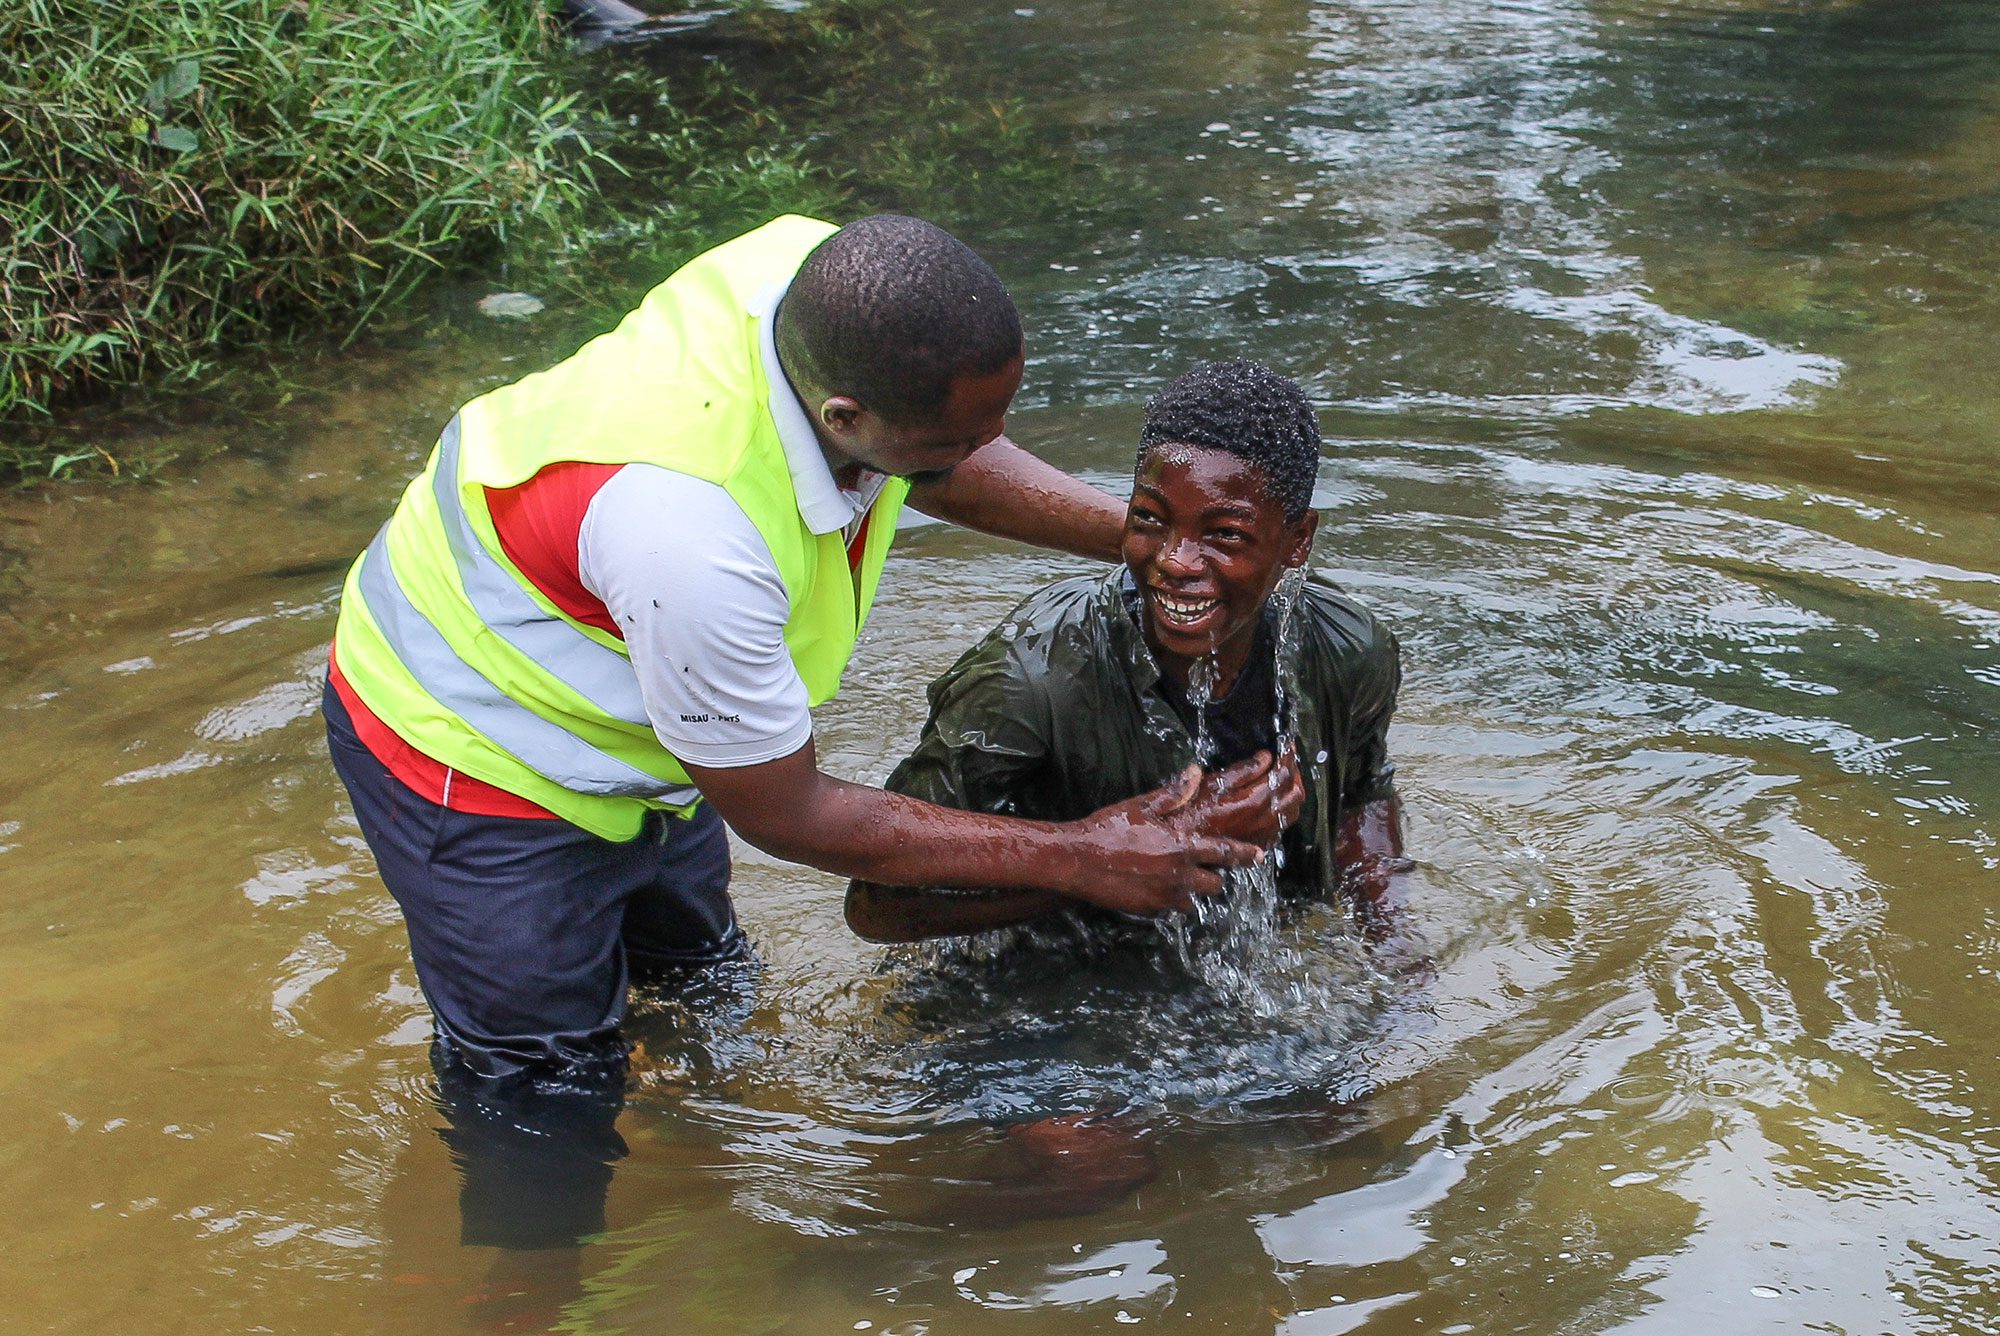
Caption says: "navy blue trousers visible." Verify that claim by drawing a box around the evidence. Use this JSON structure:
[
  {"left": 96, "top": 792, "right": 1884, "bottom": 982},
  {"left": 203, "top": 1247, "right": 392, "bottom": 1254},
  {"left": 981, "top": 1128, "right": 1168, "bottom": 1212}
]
[
  {"left": 324, "top": 680, "right": 743, "bottom": 1083},
  {"left": 327, "top": 681, "right": 754, "bottom": 1247}
]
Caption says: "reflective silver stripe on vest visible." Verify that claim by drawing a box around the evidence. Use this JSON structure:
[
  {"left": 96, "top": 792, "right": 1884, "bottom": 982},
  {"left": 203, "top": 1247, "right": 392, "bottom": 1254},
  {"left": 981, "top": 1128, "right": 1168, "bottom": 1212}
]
[
  {"left": 358, "top": 527, "right": 697, "bottom": 803},
  {"left": 430, "top": 416, "right": 652, "bottom": 727}
]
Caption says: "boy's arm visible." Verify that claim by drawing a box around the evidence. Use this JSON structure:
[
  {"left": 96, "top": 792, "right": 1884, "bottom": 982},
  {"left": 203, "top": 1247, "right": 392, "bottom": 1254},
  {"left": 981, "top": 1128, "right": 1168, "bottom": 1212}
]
[
  {"left": 843, "top": 638, "right": 1068, "bottom": 941},
  {"left": 845, "top": 880, "right": 1067, "bottom": 944},
  {"left": 1335, "top": 795, "right": 1407, "bottom": 913},
  {"left": 1330, "top": 595, "right": 1410, "bottom": 911}
]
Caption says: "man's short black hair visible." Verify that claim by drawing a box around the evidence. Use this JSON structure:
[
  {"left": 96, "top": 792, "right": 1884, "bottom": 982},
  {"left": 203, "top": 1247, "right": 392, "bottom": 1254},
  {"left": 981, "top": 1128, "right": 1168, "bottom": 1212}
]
[
  {"left": 777, "top": 215, "right": 1023, "bottom": 423},
  {"left": 1137, "top": 359, "right": 1322, "bottom": 521}
]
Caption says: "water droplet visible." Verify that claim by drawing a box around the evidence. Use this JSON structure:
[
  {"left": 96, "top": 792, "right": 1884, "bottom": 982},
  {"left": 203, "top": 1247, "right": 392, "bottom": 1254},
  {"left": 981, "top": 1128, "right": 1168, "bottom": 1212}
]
[{"left": 1608, "top": 1075, "right": 1675, "bottom": 1108}]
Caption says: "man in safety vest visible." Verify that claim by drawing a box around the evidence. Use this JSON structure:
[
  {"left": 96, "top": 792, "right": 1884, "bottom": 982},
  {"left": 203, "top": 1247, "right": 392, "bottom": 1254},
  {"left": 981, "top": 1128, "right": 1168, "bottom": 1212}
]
[{"left": 324, "top": 214, "right": 1301, "bottom": 1110}]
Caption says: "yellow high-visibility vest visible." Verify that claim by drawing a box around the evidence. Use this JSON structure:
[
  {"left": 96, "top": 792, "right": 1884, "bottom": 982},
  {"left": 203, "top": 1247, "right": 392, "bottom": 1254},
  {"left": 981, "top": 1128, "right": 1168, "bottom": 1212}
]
[{"left": 333, "top": 215, "right": 909, "bottom": 839}]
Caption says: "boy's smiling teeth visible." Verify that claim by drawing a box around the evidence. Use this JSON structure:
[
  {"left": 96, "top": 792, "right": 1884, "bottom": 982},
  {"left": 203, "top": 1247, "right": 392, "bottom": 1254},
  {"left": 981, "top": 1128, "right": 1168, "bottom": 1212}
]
[{"left": 1154, "top": 590, "right": 1219, "bottom": 625}]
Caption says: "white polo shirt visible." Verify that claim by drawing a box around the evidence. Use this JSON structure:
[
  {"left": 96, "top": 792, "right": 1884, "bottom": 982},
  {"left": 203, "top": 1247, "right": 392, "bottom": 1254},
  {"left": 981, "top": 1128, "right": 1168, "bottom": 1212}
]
[{"left": 575, "top": 279, "right": 887, "bottom": 769}]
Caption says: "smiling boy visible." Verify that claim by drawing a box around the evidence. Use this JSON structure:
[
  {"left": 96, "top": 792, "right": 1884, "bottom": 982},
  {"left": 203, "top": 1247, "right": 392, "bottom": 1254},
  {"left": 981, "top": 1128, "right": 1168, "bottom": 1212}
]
[{"left": 846, "top": 359, "right": 1404, "bottom": 943}]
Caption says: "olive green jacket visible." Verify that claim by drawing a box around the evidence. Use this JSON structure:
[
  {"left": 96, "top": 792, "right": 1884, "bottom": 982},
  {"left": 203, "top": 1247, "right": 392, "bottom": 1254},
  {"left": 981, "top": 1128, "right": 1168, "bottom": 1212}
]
[{"left": 884, "top": 568, "right": 1401, "bottom": 896}]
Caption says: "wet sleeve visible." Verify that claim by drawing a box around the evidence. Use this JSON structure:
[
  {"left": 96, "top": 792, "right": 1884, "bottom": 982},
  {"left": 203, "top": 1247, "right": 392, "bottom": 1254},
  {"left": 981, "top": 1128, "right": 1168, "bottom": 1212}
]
[
  {"left": 883, "top": 639, "right": 1053, "bottom": 817},
  {"left": 577, "top": 465, "right": 813, "bottom": 768},
  {"left": 1307, "top": 591, "right": 1401, "bottom": 807},
  {"left": 1342, "top": 612, "right": 1401, "bottom": 806}
]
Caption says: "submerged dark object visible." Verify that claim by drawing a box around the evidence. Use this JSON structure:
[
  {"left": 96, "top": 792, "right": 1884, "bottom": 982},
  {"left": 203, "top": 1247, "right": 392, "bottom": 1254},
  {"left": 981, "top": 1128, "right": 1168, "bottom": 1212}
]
[
  {"left": 561, "top": 0, "right": 648, "bottom": 30},
  {"left": 560, "top": 0, "right": 711, "bottom": 47}
]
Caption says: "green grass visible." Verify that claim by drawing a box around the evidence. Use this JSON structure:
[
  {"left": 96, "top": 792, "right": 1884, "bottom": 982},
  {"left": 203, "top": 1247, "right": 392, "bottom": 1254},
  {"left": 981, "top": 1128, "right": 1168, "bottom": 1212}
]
[
  {"left": 2, "top": 0, "right": 1127, "bottom": 481},
  {"left": 0, "top": 0, "right": 595, "bottom": 436}
]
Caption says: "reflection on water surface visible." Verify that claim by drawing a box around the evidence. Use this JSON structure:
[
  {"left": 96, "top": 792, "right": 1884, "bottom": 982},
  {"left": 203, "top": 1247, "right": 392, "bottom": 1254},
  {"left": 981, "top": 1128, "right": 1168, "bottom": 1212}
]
[{"left": 3, "top": 0, "right": 1998, "bottom": 1331}]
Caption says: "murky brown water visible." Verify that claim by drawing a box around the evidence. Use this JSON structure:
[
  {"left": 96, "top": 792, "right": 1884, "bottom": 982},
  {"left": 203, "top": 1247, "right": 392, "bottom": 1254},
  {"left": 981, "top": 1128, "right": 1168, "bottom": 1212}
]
[{"left": 5, "top": 0, "right": 1998, "bottom": 1331}]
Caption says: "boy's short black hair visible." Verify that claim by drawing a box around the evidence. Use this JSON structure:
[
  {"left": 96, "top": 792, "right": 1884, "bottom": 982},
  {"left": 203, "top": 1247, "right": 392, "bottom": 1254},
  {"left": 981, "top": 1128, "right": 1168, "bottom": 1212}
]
[
  {"left": 1137, "top": 359, "right": 1322, "bottom": 521},
  {"left": 778, "top": 214, "right": 1023, "bottom": 423}
]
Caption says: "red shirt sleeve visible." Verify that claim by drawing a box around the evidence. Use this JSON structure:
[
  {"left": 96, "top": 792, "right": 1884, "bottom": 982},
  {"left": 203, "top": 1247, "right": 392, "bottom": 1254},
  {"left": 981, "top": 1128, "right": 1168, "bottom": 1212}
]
[
  {"left": 331, "top": 460, "right": 628, "bottom": 818},
  {"left": 484, "top": 461, "right": 627, "bottom": 636}
]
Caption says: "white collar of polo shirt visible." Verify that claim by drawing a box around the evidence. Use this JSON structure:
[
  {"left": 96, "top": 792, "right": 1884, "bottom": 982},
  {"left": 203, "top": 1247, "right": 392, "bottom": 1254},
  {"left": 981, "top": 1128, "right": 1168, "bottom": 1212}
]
[{"left": 751, "top": 279, "right": 885, "bottom": 537}]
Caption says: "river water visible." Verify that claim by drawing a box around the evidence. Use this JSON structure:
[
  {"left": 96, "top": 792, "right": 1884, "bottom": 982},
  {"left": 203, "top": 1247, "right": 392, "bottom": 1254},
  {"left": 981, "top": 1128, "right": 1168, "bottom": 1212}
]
[{"left": 3, "top": 1, "right": 1997, "bottom": 1331}]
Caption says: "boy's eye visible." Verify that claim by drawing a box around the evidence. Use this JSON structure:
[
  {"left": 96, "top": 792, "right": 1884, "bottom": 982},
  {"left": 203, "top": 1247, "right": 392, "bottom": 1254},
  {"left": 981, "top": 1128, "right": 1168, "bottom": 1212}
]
[{"left": 1210, "top": 527, "right": 1250, "bottom": 543}]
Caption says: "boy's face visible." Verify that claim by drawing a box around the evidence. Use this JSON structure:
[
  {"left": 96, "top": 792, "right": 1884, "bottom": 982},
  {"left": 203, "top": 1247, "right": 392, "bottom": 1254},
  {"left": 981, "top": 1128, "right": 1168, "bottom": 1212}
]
[{"left": 1122, "top": 443, "right": 1318, "bottom": 680}]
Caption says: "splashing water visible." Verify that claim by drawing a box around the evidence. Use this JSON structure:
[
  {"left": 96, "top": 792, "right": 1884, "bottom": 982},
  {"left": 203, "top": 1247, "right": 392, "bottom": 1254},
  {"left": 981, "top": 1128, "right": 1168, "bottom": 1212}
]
[
  {"left": 880, "top": 909, "right": 1396, "bottom": 1121},
  {"left": 1265, "top": 567, "right": 1312, "bottom": 873},
  {"left": 1155, "top": 568, "right": 1318, "bottom": 985},
  {"left": 1185, "top": 652, "right": 1219, "bottom": 767},
  {"left": 1267, "top": 567, "right": 1309, "bottom": 745}
]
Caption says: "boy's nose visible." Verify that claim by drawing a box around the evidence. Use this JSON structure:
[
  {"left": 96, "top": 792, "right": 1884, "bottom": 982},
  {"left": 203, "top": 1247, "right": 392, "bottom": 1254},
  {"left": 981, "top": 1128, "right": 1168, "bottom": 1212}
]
[{"left": 1158, "top": 537, "right": 1203, "bottom": 574}]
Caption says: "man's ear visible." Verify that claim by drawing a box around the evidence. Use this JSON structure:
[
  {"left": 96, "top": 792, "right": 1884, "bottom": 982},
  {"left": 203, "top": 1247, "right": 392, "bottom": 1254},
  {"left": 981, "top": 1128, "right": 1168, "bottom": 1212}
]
[
  {"left": 818, "top": 395, "right": 866, "bottom": 435},
  {"left": 1283, "top": 510, "right": 1319, "bottom": 567}
]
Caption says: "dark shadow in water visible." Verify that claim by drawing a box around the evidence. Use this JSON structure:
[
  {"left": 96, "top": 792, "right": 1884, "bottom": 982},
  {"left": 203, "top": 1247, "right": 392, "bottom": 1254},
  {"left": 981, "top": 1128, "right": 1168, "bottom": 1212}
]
[
  {"left": 374, "top": 961, "right": 762, "bottom": 1333},
  {"left": 375, "top": 1052, "right": 617, "bottom": 1334},
  {"left": 715, "top": 901, "right": 1435, "bottom": 1237},
  {"left": 1596, "top": 0, "right": 2000, "bottom": 228},
  {"left": 430, "top": 1041, "right": 629, "bottom": 1252},
  {"left": 827, "top": 1104, "right": 1432, "bottom": 1326}
]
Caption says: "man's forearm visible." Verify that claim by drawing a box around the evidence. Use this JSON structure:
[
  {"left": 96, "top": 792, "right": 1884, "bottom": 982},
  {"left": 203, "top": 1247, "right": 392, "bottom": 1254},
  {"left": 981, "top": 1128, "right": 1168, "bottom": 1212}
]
[
  {"left": 848, "top": 753, "right": 1309, "bottom": 943},
  {"left": 906, "top": 437, "right": 1125, "bottom": 562},
  {"left": 750, "top": 770, "right": 1085, "bottom": 891},
  {"left": 682, "top": 744, "right": 1256, "bottom": 917}
]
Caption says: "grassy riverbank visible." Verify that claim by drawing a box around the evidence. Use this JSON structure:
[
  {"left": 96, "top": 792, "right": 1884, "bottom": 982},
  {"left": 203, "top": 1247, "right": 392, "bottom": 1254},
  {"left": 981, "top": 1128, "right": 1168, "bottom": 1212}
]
[
  {"left": 1, "top": 0, "right": 599, "bottom": 447},
  {"left": 3, "top": 1, "right": 1117, "bottom": 481}
]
